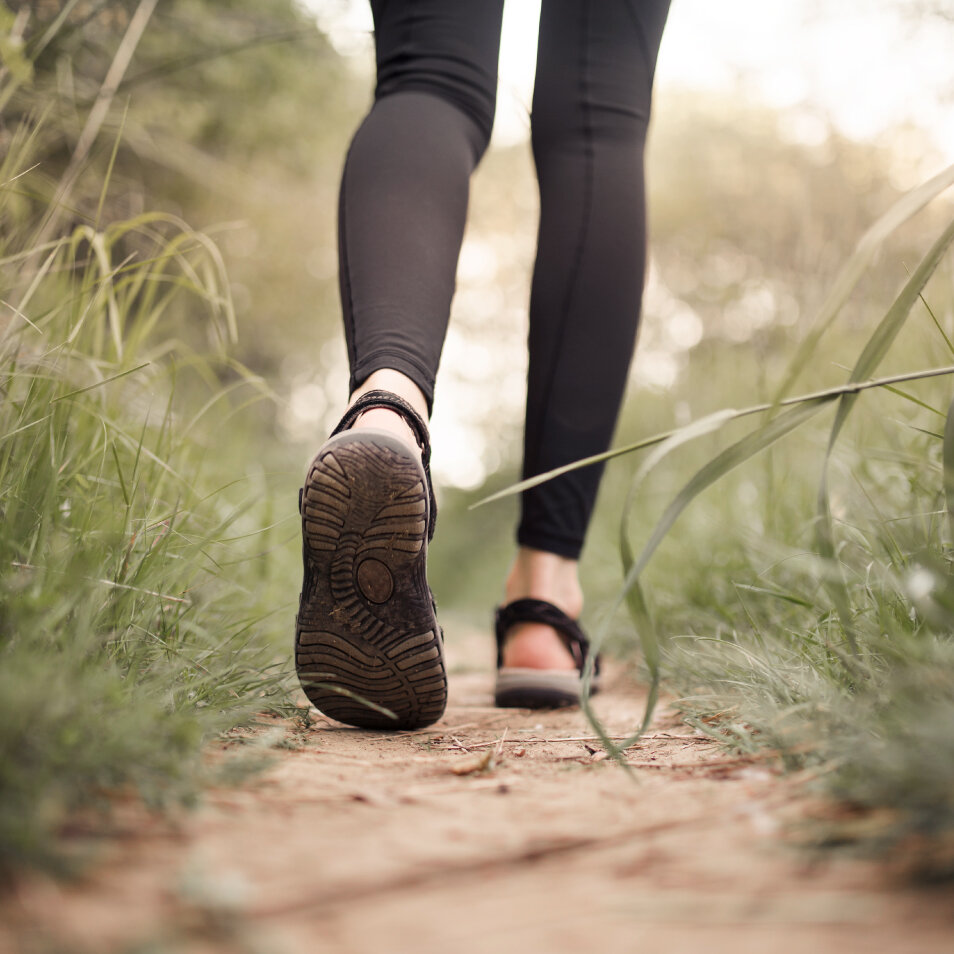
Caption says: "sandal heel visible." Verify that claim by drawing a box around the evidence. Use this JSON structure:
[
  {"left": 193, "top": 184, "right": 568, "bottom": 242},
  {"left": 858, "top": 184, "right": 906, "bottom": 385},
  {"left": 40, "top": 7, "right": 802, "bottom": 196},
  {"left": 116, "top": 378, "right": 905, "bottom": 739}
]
[{"left": 295, "top": 394, "right": 446, "bottom": 729}]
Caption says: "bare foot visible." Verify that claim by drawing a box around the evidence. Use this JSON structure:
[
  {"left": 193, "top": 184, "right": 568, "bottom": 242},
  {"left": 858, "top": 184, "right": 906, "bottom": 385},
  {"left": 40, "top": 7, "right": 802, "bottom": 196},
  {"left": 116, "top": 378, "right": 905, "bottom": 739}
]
[{"left": 501, "top": 548, "right": 582, "bottom": 671}]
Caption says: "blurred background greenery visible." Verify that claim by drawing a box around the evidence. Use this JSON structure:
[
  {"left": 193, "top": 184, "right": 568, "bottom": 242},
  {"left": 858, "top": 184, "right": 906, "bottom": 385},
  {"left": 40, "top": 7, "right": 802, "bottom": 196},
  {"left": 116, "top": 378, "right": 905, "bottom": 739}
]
[{"left": 2, "top": 0, "right": 954, "bottom": 877}]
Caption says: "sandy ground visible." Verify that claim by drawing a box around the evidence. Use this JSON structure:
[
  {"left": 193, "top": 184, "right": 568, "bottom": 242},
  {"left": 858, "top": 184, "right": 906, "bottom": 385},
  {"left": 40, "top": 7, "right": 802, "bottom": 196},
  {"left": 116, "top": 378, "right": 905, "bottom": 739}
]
[{"left": 3, "top": 629, "right": 953, "bottom": 954}]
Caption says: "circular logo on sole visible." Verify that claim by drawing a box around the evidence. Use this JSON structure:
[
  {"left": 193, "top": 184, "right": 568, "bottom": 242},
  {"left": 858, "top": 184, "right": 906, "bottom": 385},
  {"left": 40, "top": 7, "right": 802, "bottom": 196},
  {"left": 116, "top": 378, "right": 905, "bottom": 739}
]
[{"left": 356, "top": 558, "right": 394, "bottom": 604}]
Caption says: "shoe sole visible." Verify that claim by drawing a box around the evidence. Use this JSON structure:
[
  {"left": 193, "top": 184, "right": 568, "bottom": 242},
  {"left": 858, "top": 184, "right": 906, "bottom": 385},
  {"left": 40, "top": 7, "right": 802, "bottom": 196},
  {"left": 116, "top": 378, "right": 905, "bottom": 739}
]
[
  {"left": 295, "top": 429, "right": 447, "bottom": 730},
  {"left": 494, "top": 668, "right": 601, "bottom": 709}
]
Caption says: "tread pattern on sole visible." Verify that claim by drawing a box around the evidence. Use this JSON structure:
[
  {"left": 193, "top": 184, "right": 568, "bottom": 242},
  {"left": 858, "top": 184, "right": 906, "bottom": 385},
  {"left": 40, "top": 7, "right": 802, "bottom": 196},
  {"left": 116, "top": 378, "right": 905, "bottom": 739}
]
[{"left": 295, "top": 433, "right": 447, "bottom": 730}]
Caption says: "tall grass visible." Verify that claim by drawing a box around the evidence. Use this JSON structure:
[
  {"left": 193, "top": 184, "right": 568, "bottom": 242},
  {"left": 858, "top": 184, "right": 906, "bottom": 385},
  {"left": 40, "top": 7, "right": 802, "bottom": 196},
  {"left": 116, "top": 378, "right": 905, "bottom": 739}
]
[
  {"left": 478, "top": 167, "right": 954, "bottom": 876},
  {"left": 619, "top": 183, "right": 954, "bottom": 875},
  {"left": 0, "top": 107, "right": 291, "bottom": 877}
]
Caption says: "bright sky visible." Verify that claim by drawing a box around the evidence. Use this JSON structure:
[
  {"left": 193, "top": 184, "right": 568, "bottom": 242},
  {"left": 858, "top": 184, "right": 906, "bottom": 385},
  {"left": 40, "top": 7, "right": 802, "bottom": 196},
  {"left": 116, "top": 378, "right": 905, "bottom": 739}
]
[{"left": 307, "top": 0, "right": 954, "bottom": 165}]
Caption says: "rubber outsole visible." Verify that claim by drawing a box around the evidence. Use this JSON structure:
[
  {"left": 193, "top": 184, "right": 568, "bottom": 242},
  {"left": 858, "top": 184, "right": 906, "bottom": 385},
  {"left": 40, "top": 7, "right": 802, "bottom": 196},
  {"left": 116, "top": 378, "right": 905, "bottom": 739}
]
[
  {"left": 295, "top": 429, "right": 447, "bottom": 730},
  {"left": 494, "top": 668, "right": 601, "bottom": 710}
]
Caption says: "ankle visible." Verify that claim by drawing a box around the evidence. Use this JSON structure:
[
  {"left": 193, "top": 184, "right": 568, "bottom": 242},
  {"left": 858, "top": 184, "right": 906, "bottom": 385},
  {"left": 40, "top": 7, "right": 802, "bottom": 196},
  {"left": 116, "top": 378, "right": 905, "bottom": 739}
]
[
  {"left": 351, "top": 369, "right": 429, "bottom": 422},
  {"left": 351, "top": 406, "right": 419, "bottom": 453},
  {"left": 504, "top": 547, "right": 583, "bottom": 619},
  {"left": 348, "top": 369, "right": 429, "bottom": 457}
]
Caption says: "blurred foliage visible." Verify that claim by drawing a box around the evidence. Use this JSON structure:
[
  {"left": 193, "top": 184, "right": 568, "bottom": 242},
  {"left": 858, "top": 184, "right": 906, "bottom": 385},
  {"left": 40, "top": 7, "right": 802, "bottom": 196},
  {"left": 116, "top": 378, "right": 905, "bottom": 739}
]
[
  {"left": 3, "top": 0, "right": 361, "bottom": 378},
  {"left": 0, "top": 0, "right": 305, "bottom": 875}
]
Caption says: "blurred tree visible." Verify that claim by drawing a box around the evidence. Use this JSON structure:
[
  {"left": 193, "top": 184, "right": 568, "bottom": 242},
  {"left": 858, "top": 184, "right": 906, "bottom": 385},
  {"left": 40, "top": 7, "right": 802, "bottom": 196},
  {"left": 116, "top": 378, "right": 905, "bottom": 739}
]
[
  {"left": 645, "top": 91, "right": 949, "bottom": 380},
  {"left": 3, "top": 0, "right": 363, "bottom": 374}
]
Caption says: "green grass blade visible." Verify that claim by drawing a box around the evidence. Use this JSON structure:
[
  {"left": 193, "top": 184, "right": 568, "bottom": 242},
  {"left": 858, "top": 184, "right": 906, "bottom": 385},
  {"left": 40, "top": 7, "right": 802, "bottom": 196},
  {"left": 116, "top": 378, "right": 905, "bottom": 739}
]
[
  {"left": 919, "top": 291, "right": 954, "bottom": 358},
  {"left": 49, "top": 362, "right": 149, "bottom": 404},
  {"left": 586, "top": 397, "right": 833, "bottom": 758},
  {"left": 816, "top": 216, "right": 954, "bottom": 654},
  {"left": 945, "top": 395, "right": 954, "bottom": 544},
  {"left": 904, "top": 425, "right": 943, "bottom": 440},
  {"left": 297, "top": 676, "right": 398, "bottom": 722},
  {"left": 732, "top": 583, "right": 815, "bottom": 609},
  {"left": 815, "top": 467, "right": 860, "bottom": 657},
  {"left": 880, "top": 385, "right": 945, "bottom": 418},
  {"left": 827, "top": 217, "right": 954, "bottom": 453},
  {"left": 773, "top": 163, "right": 954, "bottom": 403},
  {"left": 95, "top": 102, "right": 128, "bottom": 230},
  {"left": 0, "top": 413, "right": 50, "bottom": 445},
  {"left": 474, "top": 365, "right": 954, "bottom": 508},
  {"left": 110, "top": 440, "right": 130, "bottom": 508},
  {"left": 594, "top": 408, "right": 741, "bottom": 750},
  {"left": 624, "top": 399, "right": 829, "bottom": 611},
  {"left": 26, "top": 0, "right": 83, "bottom": 60}
]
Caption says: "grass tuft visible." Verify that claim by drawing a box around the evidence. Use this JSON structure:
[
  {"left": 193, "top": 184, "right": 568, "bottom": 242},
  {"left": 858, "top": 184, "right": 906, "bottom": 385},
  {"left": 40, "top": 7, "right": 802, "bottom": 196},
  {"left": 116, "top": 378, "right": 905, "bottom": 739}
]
[{"left": 0, "top": 118, "right": 292, "bottom": 876}]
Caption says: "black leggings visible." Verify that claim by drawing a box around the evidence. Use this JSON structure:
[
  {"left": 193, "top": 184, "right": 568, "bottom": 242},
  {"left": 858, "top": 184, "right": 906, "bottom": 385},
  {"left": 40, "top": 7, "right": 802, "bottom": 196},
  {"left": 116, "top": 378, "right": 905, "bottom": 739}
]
[{"left": 339, "top": 0, "right": 670, "bottom": 559}]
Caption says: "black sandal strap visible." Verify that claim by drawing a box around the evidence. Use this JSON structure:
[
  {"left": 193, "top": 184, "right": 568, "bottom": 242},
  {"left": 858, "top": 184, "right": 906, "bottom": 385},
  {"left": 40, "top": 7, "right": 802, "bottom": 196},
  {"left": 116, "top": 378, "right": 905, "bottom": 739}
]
[
  {"left": 330, "top": 389, "right": 437, "bottom": 540},
  {"left": 494, "top": 598, "right": 599, "bottom": 676}
]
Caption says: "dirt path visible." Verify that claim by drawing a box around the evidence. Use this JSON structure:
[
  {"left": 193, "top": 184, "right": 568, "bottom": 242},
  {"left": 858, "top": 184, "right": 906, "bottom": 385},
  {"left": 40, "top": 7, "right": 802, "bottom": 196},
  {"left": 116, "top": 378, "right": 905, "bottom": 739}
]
[{"left": 4, "top": 631, "right": 953, "bottom": 954}]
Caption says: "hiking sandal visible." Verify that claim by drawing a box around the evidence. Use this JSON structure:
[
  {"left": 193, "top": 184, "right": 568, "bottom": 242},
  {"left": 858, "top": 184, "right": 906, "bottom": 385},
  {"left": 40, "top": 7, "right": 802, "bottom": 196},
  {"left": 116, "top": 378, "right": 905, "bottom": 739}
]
[
  {"left": 295, "top": 390, "right": 446, "bottom": 729},
  {"left": 493, "top": 598, "right": 601, "bottom": 709}
]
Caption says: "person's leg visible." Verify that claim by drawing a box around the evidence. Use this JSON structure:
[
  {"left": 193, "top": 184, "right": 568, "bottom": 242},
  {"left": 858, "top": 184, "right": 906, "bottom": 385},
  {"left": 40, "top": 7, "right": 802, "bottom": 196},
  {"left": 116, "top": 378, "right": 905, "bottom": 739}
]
[
  {"left": 297, "top": 1, "right": 505, "bottom": 729},
  {"left": 340, "top": 0, "right": 505, "bottom": 422},
  {"left": 502, "top": 0, "right": 671, "bottom": 670}
]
